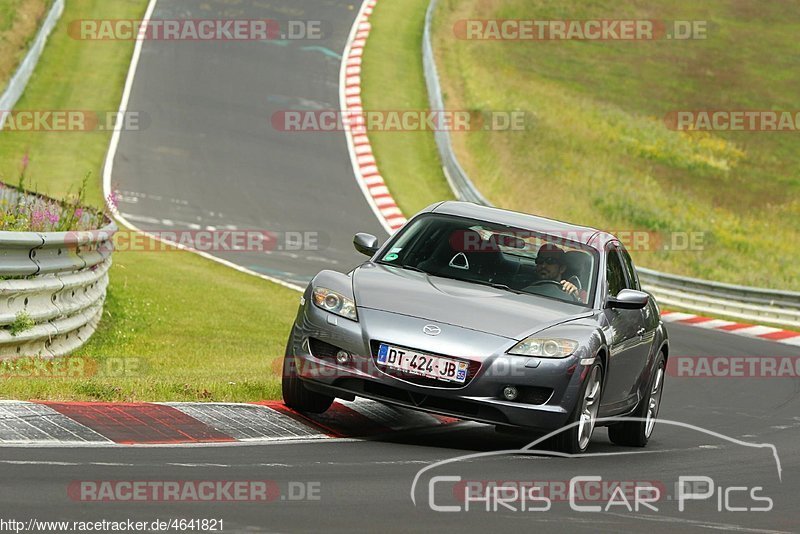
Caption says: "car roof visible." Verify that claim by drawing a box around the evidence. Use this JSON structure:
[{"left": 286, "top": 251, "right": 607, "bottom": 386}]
[{"left": 428, "top": 201, "right": 615, "bottom": 247}]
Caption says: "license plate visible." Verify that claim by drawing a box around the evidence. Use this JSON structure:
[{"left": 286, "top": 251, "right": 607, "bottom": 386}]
[{"left": 377, "top": 343, "right": 469, "bottom": 384}]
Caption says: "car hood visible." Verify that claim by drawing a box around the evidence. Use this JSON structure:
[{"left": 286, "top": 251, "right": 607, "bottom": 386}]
[{"left": 352, "top": 264, "right": 594, "bottom": 341}]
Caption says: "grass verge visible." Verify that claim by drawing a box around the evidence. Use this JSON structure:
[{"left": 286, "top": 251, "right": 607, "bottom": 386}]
[
  {"left": 364, "top": 0, "right": 799, "bottom": 289},
  {"left": 0, "top": 0, "right": 50, "bottom": 91},
  {"left": 430, "top": 0, "right": 799, "bottom": 289},
  {"left": 360, "top": 0, "right": 454, "bottom": 215},
  {"left": 0, "top": 0, "right": 298, "bottom": 401}
]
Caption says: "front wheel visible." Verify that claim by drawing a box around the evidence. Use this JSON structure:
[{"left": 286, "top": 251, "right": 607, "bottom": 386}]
[
  {"left": 552, "top": 363, "right": 603, "bottom": 454},
  {"left": 281, "top": 329, "right": 334, "bottom": 414},
  {"left": 608, "top": 352, "right": 666, "bottom": 447}
]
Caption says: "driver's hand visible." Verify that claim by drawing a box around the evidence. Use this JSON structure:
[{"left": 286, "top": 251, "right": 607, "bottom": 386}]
[{"left": 560, "top": 280, "right": 578, "bottom": 296}]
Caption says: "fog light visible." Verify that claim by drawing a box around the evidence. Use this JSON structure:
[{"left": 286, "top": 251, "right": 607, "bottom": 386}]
[
  {"left": 336, "top": 350, "right": 351, "bottom": 365},
  {"left": 502, "top": 385, "right": 518, "bottom": 401}
]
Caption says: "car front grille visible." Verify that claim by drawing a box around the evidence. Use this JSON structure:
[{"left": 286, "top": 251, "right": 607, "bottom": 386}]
[{"left": 369, "top": 340, "right": 481, "bottom": 388}]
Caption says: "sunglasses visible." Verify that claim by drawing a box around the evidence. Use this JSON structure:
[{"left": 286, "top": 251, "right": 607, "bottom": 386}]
[{"left": 536, "top": 257, "right": 561, "bottom": 265}]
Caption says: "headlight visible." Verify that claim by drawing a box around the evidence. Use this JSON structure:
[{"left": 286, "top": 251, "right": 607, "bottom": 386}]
[
  {"left": 312, "top": 287, "right": 358, "bottom": 321},
  {"left": 508, "top": 337, "right": 578, "bottom": 358}
]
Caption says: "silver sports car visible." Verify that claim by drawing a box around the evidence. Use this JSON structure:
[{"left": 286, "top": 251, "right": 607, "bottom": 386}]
[{"left": 282, "top": 201, "right": 668, "bottom": 453}]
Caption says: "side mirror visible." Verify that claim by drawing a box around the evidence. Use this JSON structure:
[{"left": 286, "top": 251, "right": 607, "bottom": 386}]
[
  {"left": 353, "top": 233, "right": 380, "bottom": 257},
  {"left": 607, "top": 289, "right": 649, "bottom": 310}
]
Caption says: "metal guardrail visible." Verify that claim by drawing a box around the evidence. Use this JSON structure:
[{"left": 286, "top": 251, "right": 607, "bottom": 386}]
[
  {"left": 0, "top": 189, "right": 115, "bottom": 358},
  {"left": 0, "top": 0, "right": 64, "bottom": 130},
  {"left": 636, "top": 268, "right": 800, "bottom": 328},
  {"left": 422, "top": 0, "right": 489, "bottom": 206},
  {"left": 421, "top": 0, "right": 800, "bottom": 328}
]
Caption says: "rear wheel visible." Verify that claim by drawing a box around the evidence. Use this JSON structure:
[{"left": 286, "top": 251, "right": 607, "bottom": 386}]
[
  {"left": 553, "top": 363, "right": 603, "bottom": 454},
  {"left": 608, "top": 352, "right": 666, "bottom": 447},
  {"left": 281, "top": 328, "right": 334, "bottom": 414}
]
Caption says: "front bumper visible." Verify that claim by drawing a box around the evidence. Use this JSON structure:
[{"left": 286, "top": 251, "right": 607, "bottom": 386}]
[{"left": 289, "top": 301, "right": 593, "bottom": 430}]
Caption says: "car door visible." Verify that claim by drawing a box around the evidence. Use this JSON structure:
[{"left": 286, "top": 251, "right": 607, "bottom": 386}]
[
  {"left": 601, "top": 244, "right": 650, "bottom": 411},
  {"left": 618, "top": 245, "right": 659, "bottom": 341}
]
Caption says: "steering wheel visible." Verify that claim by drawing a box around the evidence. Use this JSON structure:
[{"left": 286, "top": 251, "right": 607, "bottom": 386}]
[
  {"left": 528, "top": 279, "right": 580, "bottom": 302},
  {"left": 528, "top": 280, "right": 563, "bottom": 288}
]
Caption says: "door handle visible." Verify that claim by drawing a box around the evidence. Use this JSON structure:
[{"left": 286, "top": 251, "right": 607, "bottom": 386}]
[{"left": 636, "top": 327, "right": 646, "bottom": 337}]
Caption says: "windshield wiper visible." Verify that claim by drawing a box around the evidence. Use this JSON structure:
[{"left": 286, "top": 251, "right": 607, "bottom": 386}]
[
  {"left": 377, "top": 262, "right": 430, "bottom": 275},
  {"left": 398, "top": 264, "right": 429, "bottom": 274},
  {"left": 469, "top": 280, "right": 525, "bottom": 295}
]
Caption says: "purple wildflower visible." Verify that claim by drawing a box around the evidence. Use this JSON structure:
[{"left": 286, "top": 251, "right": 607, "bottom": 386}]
[{"left": 106, "top": 190, "right": 119, "bottom": 210}]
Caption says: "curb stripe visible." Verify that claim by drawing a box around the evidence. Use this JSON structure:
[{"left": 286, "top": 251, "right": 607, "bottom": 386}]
[
  {"left": 660, "top": 311, "right": 799, "bottom": 346},
  {"left": 341, "top": 0, "right": 408, "bottom": 235},
  {"left": 40, "top": 402, "right": 236, "bottom": 444},
  {"left": 759, "top": 330, "right": 800, "bottom": 340},
  {"left": 678, "top": 316, "right": 714, "bottom": 324}
]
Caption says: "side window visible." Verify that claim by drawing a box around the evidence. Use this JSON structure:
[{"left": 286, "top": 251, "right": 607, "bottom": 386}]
[
  {"left": 605, "top": 248, "right": 626, "bottom": 297},
  {"left": 618, "top": 247, "right": 640, "bottom": 291}
]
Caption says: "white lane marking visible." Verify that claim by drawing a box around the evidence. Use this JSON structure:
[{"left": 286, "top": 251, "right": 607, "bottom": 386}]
[
  {"left": 0, "top": 437, "right": 359, "bottom": 449},
  {"left": 0, "top": 450, "right": 692, "bottom": 469},
  {"left": 100, "top": 0, "right": 304, "bottom": 293},
  {"left": 119, "top": 213, "right": 160, "bottom": 224},
  {"left": 0, "top": 460, "right": 81, "bottom": 466},
  {"left": 603, "top": 512, "right": 792, "bottom": 534},
  {"left": 102, "top": 0, "right": 159, "bottom": 203}
]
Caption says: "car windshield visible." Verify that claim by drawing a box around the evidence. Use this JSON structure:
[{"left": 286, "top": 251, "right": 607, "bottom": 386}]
[{"left": 375, "top": 214, "right": 599, "bottom": 307}]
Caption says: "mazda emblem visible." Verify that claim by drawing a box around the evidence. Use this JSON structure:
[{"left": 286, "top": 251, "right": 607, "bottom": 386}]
[{"left": 423, "top": 324, "right": 441, "bottom": 336}]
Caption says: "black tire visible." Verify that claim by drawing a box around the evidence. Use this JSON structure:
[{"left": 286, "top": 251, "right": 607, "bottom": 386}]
[
  {"left": 552, "top": 363, "right": 604, "bottom": 454},
  {"left": 281, "top": 328, "right": 334, "bottom": 414},
  {"left": 608, "top": 352, "right": 666, "bottom": 447}
]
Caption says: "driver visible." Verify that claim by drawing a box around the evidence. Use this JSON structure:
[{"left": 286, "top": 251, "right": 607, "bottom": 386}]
[{"left": 531, "top": 243, "right": 581, "bottom": 299}]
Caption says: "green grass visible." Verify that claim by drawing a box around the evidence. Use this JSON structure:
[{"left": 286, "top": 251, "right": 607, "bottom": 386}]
[
  {"left": 0, "top": 0, "right": 299, "bottom": 401},
  {"left": 0, "top": 0, "right": 144, "bottom": 205},
  {"left": 428, "top": 0, "right": 800, "bottom": 289},
  {"left": 360, "top": 0, "right": 454, "bottom": 215},
  {"left": 0, "top": 238, "right": 300, "bottom": 402},
  {"left": 0, "top": 0, "right": 49, "bottom": 87}
]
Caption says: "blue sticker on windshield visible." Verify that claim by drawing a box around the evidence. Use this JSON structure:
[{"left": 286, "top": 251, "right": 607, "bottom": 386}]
[{"left": 384, "top": 253, "right": 399, "bottom": 261}]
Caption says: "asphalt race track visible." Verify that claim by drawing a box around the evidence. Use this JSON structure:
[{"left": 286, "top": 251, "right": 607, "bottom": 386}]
[
  {"left": 1, "top": 325, "right": 798, "bottom": 532},
  {"left": 2, "top": 0, "right": 798, "bottom": 532},
  {"left": 111, "top": 0, "right": 386, "bottom": 287}
]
